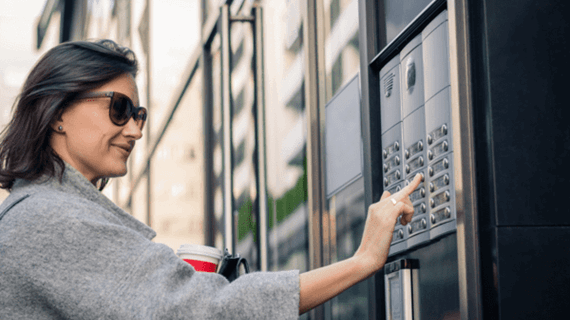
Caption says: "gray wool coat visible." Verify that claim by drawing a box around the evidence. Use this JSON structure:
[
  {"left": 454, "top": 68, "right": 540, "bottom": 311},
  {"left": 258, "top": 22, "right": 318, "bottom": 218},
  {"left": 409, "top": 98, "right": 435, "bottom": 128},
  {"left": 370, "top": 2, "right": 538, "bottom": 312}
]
[{"left": 0, "top": 162, "right": 300, "bottom": 319}]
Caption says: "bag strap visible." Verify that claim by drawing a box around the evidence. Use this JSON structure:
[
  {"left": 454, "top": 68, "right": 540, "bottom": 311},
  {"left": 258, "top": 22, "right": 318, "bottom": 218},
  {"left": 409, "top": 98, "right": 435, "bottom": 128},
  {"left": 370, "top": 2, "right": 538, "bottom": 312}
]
[
  {"left": 0, "top": 194, "right": 30, "bottom": 222},
  {"left": 218, "top": 248, "right": 250, "bottom": 282}
]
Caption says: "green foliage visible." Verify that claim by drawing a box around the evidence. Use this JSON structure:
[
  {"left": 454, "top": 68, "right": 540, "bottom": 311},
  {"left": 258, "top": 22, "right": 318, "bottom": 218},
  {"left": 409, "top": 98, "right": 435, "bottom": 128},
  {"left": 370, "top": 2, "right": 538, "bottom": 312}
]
[
  {"left": 269, "top": 156, "right": 308, "bottom": 229},
  {"left": 237, "top": 157, "right": 308, "bottom": 241},
  {"left": 237, "top": 197, "right": 255, "bottom": 241}
]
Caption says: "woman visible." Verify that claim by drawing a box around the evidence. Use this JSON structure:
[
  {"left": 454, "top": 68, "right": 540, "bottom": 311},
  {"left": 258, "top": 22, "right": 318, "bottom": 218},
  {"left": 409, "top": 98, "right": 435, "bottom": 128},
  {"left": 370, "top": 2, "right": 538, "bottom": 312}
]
[{"left": 0, "top": 39, "right": 420, "bottom": 319}]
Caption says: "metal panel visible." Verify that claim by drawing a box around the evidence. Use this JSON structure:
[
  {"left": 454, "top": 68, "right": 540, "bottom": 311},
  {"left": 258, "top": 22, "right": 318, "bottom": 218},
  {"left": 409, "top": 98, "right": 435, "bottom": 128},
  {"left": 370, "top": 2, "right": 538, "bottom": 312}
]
[
  {"left": 447, "top": 0, "right": 482, "bottom": 318},
  {"left": 497, "top": 227, "right": 570, "bottom": 319},
  {"left": 325, "top": 76, "right": 363, "bottom": 198},
  {"left": 484, "top": 0, "right": 570, "bottom": 227}
]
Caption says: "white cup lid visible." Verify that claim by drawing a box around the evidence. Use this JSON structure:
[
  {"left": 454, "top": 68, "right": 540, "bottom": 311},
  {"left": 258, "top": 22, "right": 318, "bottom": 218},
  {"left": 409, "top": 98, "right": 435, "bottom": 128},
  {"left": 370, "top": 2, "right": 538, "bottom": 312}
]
[{"left": 177, "top": 244, "right": 223, "bottom": 260}]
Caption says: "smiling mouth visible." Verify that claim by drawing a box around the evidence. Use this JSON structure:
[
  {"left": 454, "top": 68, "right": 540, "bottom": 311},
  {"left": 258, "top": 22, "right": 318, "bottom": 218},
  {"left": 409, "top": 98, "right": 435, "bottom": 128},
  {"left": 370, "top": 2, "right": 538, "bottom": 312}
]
[{"left": 116, "top": 145, "right": 131, "bottom": 154}]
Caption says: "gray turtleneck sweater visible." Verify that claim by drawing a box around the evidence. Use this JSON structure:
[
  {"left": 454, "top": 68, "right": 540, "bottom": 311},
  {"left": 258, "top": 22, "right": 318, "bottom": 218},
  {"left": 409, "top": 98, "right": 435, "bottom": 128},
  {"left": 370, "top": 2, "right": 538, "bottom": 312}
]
[{"left": 0, "top": 163, "right": 299, "bottom": 319}]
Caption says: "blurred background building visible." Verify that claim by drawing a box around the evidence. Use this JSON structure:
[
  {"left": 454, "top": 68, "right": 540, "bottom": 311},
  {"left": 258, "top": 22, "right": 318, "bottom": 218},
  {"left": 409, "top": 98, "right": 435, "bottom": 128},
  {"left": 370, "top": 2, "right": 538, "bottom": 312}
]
[{"left": 1, "top": 0, "right": 568, "bottom": 319}]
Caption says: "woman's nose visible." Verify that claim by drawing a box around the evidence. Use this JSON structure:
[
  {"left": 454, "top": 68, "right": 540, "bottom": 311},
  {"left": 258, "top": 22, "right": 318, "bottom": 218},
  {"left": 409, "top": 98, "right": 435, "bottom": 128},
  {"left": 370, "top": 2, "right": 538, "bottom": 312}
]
[{"left": 123, "top": 117, "right": 143, "bottom": 140}]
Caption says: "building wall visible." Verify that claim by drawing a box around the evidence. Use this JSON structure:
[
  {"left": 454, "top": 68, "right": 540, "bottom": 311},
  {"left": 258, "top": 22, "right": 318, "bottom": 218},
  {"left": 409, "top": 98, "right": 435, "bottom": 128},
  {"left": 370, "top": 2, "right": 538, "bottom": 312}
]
[{"left": 0, "top": 1, "right": 62, "bottom": 202}]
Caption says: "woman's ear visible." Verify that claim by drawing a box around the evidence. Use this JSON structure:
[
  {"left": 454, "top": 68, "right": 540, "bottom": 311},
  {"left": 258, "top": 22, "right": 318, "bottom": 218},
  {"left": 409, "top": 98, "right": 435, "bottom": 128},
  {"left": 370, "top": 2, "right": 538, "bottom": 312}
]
[
  {"left": 50, "top": 121, "right": 64, "bottom": 133},
  {"left": 50, "top": 108, "right": 66, "bottom": 132}
]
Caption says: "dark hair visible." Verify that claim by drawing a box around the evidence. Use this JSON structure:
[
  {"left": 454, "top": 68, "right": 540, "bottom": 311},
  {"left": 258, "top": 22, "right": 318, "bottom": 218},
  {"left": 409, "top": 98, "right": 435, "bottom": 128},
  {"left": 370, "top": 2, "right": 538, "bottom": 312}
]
[{"left": 0, "top": 39, "right": 138, "bottom": 191}]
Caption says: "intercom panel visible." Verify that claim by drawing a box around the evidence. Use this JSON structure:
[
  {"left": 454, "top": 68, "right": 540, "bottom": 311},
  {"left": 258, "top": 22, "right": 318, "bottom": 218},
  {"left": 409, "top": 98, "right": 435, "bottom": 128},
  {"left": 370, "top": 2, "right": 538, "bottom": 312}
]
[
  {"left": 425, "top": 87, "right": 453, "bottom": 159},
  {"left": 403, "top": 106, "right": 430, "bottom": 249},
  {"left": 427, "top": 149, "right": 456, "bottom": 239},
  {"left": 382, "top": 123, "right": 404, "bottom": 189},
  {"left": 380, "top": 55, "right": 402, "bottom": 134},
  {"left": 381, "top": 9, "right": 456, "bottom": 256},
  {"left": 389, "top": 181, "right": 407, "bottom": 256}
]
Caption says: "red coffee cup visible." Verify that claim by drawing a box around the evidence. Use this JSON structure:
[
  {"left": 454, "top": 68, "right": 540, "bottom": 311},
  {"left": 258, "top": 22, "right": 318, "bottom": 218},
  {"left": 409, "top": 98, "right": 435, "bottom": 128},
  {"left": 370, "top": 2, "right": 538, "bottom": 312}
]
[{"left": 177, "top": 244, "right": 223, "bottom": 273}]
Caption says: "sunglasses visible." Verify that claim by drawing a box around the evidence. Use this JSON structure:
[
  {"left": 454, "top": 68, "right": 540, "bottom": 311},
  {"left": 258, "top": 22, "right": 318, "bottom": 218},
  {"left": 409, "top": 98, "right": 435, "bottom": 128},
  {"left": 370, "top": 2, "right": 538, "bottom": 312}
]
[{"left": 75, "top": 91, "right": 147, "bottom": 130}]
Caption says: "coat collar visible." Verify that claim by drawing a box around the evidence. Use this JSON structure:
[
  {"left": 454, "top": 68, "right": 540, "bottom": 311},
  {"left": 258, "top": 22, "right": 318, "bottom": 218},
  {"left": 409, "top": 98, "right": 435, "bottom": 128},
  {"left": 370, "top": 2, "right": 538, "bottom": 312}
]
[{"left": 10, "top": 161, "right": 156, "bottom": 240}]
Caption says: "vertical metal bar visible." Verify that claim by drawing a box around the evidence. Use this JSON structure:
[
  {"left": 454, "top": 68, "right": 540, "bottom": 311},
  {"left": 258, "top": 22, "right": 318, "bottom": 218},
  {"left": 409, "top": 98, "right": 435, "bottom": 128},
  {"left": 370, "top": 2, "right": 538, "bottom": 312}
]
[
  {"left": 253, "top": 5, "right": 268, "bottom": 272},
  {"left": 447, "top": 0, "right": 482, "bottom": 319},
  {"left": 357, "top": 0, "right": 381, "bottom": 318},
  {"left": 59, "top": 0, "right": 74, "bottom": 43},
  {"left": 303, "top": 0, "right": 321, "bottom": 274},
  {"left": 304, "top": 0, "right": 326, "bottom": 318},
  {"left": 220, "top": 4, "right": 235, "bottom": 254},
  {"left": 202, "top": 49, "right": 215, "bottom": 246},
  {"left": 314, "top": 0, "right": 328, "bottom": 270}
]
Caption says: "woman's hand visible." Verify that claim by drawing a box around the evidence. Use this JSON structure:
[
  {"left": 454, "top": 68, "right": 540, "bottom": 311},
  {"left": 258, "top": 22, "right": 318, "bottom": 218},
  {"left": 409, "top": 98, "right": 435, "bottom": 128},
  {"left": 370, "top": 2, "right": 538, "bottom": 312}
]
[
  {"left": 298, "top": 173, "right": 422, "bottom": 315},
  {"left": 353, "top": 173, "right": 422, "bottom": 277}
]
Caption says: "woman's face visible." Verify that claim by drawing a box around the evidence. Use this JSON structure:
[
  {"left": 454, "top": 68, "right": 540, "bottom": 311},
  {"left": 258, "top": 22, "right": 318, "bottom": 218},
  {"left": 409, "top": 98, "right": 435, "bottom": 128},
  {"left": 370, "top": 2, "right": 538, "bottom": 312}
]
[{"left": 51, "top": 73, "right": 142, "bottom": 185}]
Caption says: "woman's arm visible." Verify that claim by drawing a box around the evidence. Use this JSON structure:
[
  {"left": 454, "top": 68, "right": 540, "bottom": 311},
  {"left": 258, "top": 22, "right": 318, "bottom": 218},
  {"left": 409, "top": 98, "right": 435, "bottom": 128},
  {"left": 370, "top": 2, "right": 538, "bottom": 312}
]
[
  {"left": 299, "top": 174, "right": 422, "bottom": 315},
  {"left": 299, "top": 256, "right": 372, "bottom": 314}
]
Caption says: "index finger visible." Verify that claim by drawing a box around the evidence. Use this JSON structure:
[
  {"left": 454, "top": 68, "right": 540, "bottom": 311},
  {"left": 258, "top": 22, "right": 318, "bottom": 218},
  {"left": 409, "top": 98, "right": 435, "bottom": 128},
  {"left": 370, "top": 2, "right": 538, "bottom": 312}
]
[{"left": 392, "top": 173, "right": 422, "bottom": 201}]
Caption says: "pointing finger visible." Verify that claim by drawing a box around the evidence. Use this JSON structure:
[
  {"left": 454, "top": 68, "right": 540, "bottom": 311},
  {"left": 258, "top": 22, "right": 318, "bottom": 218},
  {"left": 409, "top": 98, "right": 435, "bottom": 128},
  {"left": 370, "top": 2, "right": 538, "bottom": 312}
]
[{"left": 393, "top": 173, "right": 422, "bottom": 202}]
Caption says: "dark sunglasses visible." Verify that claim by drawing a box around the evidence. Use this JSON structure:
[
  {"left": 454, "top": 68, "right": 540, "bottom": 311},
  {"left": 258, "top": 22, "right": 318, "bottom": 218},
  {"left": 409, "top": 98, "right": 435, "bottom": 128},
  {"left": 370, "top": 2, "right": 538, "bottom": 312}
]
[{"left": 75, "top": 91, "right": 147, "bottom": 130}]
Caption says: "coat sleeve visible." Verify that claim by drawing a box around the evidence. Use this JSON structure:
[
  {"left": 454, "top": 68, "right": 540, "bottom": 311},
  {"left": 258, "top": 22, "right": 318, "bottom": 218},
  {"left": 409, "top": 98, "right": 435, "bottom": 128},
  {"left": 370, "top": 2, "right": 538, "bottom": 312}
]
[
  {"left": 118, "top": 243, "right": 300, "bottom": 319},
  {"left": 3, "top": 194, "right": 300, "bottom": 319}
]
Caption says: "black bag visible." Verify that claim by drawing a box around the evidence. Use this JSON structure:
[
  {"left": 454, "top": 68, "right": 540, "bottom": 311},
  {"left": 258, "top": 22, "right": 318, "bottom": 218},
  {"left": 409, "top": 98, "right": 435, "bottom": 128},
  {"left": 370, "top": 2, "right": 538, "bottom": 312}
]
[{"left": 217, "top": 248, "right": 250, "bottom": 282}]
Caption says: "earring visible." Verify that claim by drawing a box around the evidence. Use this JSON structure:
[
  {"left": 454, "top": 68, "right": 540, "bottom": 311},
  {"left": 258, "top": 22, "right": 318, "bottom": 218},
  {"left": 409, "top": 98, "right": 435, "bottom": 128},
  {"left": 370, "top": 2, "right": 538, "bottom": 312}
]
[{"left": 58, "top": 126, "right": 63, "bottom": 131}]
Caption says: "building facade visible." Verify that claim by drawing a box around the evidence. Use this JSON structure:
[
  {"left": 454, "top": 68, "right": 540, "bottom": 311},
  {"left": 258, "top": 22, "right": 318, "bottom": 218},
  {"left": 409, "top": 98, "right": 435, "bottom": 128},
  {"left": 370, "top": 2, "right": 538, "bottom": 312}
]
[{"left": 36, "top": 0, "right": 570, "bottom": 319}]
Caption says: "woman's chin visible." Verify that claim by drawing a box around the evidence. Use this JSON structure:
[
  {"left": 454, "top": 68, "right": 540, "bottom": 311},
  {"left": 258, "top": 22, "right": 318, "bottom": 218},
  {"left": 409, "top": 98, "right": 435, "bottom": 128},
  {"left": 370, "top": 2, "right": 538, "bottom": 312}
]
[{"left": 107, "top": 165, "right": 128, "bottom": 178}]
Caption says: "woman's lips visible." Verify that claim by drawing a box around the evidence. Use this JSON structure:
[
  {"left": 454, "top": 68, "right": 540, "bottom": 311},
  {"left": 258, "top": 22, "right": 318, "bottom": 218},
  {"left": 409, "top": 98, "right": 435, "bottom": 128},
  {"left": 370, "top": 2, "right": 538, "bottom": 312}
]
[{"left": 114, "top": 144, "right": 131, "bottom": 155}]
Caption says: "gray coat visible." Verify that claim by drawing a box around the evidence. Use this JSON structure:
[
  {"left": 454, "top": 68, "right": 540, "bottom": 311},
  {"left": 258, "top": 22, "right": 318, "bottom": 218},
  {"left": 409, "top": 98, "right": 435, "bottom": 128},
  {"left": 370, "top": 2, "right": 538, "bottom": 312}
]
[{"left": 0, "top": 162, "right": 299, "bottom": 319}]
